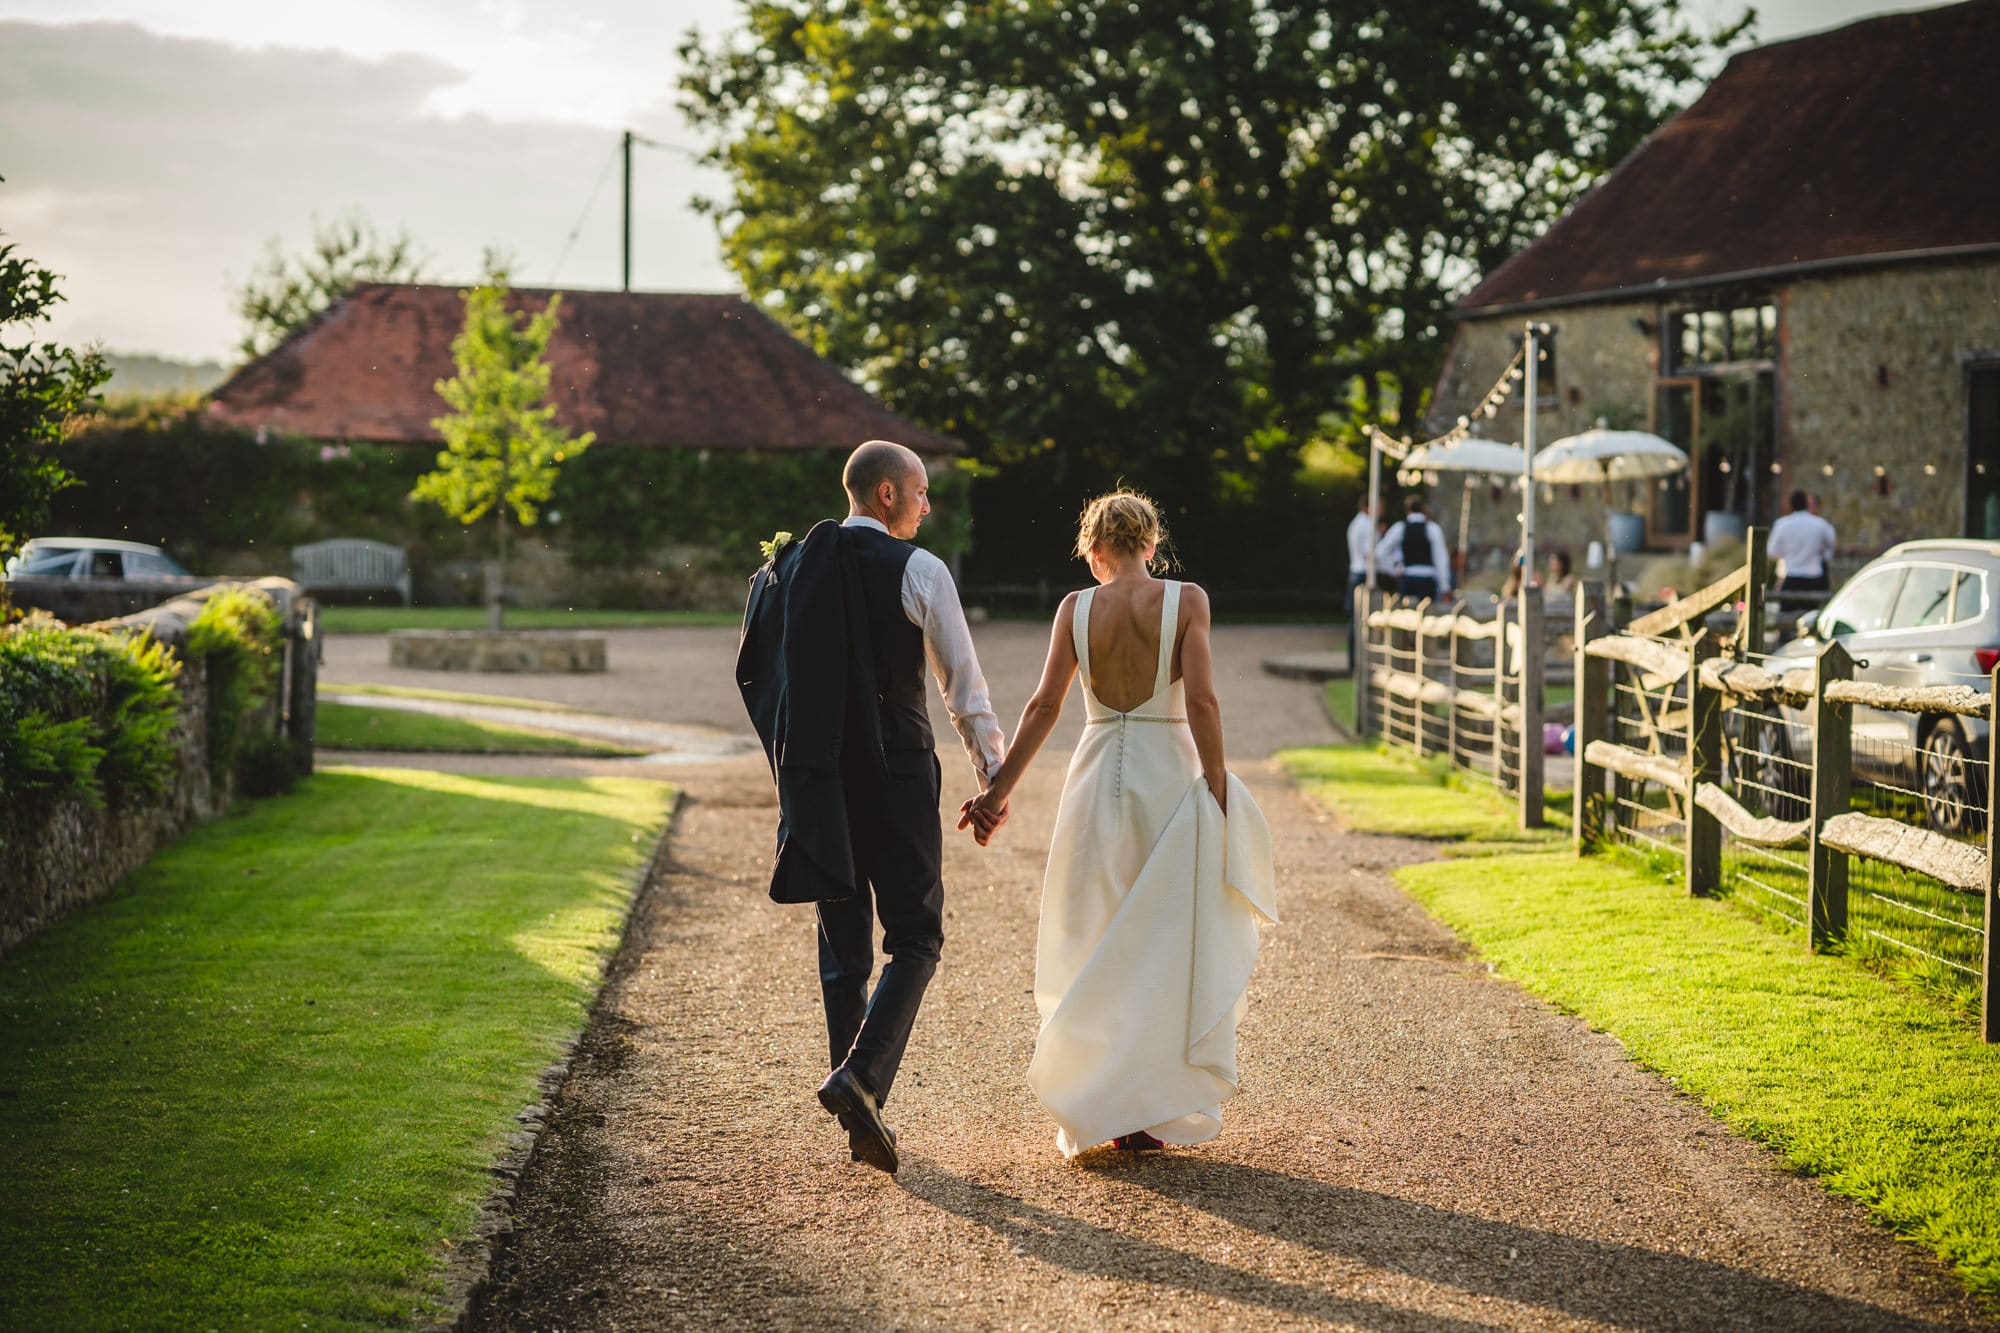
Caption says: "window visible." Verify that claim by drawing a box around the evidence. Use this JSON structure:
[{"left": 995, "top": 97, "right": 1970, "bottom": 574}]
[
  {"left": 85, "top": 550, "right": 123, "bottom": 578},
  {"left": 16, "top": 546, "right": 81, "bottom": 575},
  {"left": 127, "top": 552, "right": 174, "bottom": 578},
  {"left": 1890, "top": 566, "right": 1956, "bottom": 629},
  {"left": 1822, "top": 567, "right": 1904, "bottom": 637},
  {"left": 1668, "top": 302, "right": 1776, "bottom": 374},
  {"left": 1954, "top": 569, "right": 1989, "bottom": 624}
]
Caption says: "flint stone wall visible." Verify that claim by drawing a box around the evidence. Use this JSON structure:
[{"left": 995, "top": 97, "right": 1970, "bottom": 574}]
[{"left": 0, "top": 580, "right": 316, "bottom": 959}]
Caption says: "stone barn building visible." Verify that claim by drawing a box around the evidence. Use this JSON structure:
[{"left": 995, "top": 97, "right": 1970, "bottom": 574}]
[{"left": 1426, "top": 0, "right": 2000, "bottom": 571}]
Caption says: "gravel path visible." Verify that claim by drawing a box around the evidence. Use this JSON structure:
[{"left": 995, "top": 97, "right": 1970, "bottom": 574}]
[{"left": 330, "top": 625, "right": 1987, "bottom": 1330}]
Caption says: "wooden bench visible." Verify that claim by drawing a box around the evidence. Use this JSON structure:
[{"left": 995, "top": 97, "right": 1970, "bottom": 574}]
[{"left": 291, "top": 538, "right": 412, "bottom": 605}]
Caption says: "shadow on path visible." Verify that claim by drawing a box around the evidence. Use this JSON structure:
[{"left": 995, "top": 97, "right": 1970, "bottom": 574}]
[{"left": 903, "top": 1155, "right": 1962, "bottom": 1332}]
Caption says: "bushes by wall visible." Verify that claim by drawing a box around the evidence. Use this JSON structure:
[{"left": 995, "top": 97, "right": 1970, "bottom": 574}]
[
  {"left": 0, "top": 615, "right": 181, "bottom": 808},
  {"left": 0, "top": 584, "right": 298, "bottom": 956}
]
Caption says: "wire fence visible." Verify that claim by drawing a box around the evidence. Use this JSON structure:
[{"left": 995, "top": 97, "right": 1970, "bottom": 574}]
[
  {"left": 1356, "top": 592, "right": 1566, "bottom": 812},
  {"left": 1576, "top": 536, "right": 2000, "bottom": 1032}
]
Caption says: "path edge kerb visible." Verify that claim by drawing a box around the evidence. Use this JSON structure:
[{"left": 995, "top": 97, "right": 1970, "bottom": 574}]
[{"left": 423, "top": 794, "right": 682, "bottom": 1333}]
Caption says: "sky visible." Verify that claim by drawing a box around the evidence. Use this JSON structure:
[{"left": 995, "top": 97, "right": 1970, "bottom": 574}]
[{"left": 0, "top": 0, "right": 1955, "bottom": 364}]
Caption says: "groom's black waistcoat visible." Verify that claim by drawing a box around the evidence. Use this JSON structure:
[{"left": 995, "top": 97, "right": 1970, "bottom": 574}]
[
  {"left": 738, "top": 519, "right": 937, "bottom": 905},
  {"left": 848, "top": 524, "right": 934, "bottom": 754}
]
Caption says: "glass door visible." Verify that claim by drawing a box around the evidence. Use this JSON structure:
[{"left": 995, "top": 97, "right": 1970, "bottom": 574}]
[{"left": 1651, "top": 379, "right": 1697, "bottom": 544}]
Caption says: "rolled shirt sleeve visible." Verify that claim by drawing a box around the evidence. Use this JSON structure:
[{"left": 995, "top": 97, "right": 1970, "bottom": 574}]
[{"left": 901, "top": 549, "right": 1007, "bottom": 781}]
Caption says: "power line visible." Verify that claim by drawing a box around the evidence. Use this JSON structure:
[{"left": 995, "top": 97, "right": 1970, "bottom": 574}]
[{"left": 548, "top": 141, "right": 623, "bottom": 284}]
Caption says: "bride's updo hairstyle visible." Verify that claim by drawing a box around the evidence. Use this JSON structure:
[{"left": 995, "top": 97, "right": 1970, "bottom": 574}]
[{"left": 1075, "top": 488, "right": 1171, "bottom": 572}]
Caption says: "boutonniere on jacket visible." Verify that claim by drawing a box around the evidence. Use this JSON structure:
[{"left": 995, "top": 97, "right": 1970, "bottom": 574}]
[{"left": 760, "top": 530, "right": 796, "bottom": 563}]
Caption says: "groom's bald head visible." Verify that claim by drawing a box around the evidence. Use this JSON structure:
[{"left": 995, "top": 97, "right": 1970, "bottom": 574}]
[
  {"left": 844, "top": 440, "right": 931, "bottom": 539},
  {"left": 843, "top": 440, "right": 923, "bottom": 505}
]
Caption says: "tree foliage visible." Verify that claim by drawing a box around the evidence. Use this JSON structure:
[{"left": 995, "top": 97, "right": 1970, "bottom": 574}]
[
  {"left": 411, "top": 271, "right": 594, "bottom": 624},
  {"left": 0, "top": 234, "right": 109, "bottom": 562},
  {"left": 235, "top": 213, "right": 426, "bottom": 360},
  {"left": 679, "top": 0, "right": 1748, "bottom": 577}
]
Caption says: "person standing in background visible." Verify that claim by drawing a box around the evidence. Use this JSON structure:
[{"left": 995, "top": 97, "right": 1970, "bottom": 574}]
[
  {"left": 1375, "top": 495, "right": 1452, "bottom": 603},
  {"left": 1769, "top": 490, "right": 1836, "bottom": 594},
  {"left": 1345, "top": 498, "right": 1379, "bottom": 668}
]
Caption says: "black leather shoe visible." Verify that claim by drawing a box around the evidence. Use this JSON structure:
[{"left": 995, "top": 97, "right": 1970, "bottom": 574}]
[
  {"left": 839, "top": 1111, "right": 898, "bottom": 1163},
  {"left": 818, "top": 1067, "right": 897, "bottom": 1174}
]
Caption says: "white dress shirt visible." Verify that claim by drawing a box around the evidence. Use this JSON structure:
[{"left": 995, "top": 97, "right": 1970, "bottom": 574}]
[
  {"left": 1374, "top": 517, "right": 1453, "bottom": 595},
  {"left": 842, "top": 516, "right": 1006, "bottom": 780},
  {"left": 1768, "top": 509, "right": 1836, "bottom": 580},
  {"left": 1346, "top": 510, "right": 1375, "bottom": 580}
]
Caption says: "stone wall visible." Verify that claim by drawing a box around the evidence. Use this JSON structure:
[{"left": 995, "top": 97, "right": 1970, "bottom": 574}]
[
  {"left": 0, "top": 581, "right": 318, "bottom": 959},
  {"left": 1424, "top": 298, "right": 1660, "bottom": 579},
  {"left": 1784, "top": 259, "right": 2000, "bottom": 551}
]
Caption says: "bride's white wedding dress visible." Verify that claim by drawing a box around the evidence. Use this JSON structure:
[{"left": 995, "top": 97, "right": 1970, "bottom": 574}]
[{"left": 1028, "top": 580, "right": 1279, "bottom": 1157}]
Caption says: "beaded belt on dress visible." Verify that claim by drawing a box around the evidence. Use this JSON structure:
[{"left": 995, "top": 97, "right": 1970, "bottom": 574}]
[{"left": 1087, "top": 712, "right": 1187, "bottom": 797}]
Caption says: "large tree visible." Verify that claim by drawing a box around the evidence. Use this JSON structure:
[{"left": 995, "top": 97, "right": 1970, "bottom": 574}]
[
  {"left": 411, "top": 269, "right": 594, "bottom": 629},
  {"left": 1, "top": 232, "right": 108, "bottom": 563},
  {"left": 235, "top": 213, "right": 426, "bottom": 360},
  {"left": 680, "top": 0, "right": 1747, "bottom": 575}
]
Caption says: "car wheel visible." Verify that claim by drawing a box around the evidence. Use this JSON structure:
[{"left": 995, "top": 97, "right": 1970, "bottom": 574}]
[
  {"left": 1739, "top": 713, "right": 1808, "bottom": 821},
  {"left": 1921, "top": 719, "right": 1985, "bottom": 836}
]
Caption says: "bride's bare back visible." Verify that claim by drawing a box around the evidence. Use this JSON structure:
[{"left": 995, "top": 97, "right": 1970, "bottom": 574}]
[{"left": 1082, "top": 576, "right": 1186, "bottom": 713}]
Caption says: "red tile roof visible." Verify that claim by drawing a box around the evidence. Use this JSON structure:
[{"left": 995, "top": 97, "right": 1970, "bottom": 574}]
[
  {"left": 1459, "top": 0, "right": 2000, "bottom": 313},
  {"left": 206, "top": 284, "right": 962, "bottom": 454}
]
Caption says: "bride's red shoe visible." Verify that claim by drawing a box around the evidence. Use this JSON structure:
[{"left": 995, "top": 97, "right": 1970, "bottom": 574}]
[{"left": 1112, "top": 1131, "right": 1166, "bottom": 1152}]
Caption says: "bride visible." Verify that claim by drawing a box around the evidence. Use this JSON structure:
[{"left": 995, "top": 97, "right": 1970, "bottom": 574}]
[{"left": 963, "top": 490, "right": 1277, "bottom": 1157}]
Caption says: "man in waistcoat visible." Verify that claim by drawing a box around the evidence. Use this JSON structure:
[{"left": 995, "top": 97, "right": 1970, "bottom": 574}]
[
  {"left": 736, "top": 440, "right": 1007, "bottom": 1174},
  {"left": 1374, "top": 494, "right": 1454, "bottom": 603}
]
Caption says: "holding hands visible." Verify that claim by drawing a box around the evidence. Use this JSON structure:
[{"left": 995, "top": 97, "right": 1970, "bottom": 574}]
[{"left": 957, "top": 785, "right": 1009, "bottom": 846}]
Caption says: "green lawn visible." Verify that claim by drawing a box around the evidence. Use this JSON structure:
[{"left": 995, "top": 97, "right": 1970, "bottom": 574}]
[
  {"left": 0, "top": 767, "right": 676, "bottom": 1328},
  {"left": 315, "top": 701, "right": 644, "bottom": 757},
  {"left": 323, "top": 683, "right": 601, "bottom": 714},
  {"left": 318, "top": 607, "right": 740, "bottom": 635},
  {"left": 1287, "top": 742, "right": 2000, "bottom": 1298},
  {"left": 1279, "top": 744, "right": 1566, "bottom": 847}
]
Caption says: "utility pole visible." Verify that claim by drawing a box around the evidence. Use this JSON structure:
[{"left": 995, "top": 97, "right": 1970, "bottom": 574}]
[{"left": 621, "top": 129, "right": 634, "bottom": 292}]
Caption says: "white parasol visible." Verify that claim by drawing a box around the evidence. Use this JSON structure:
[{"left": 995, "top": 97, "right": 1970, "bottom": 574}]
[
  {"left": 1399, "top": 438, "right": 1527, "bottom": 579},
  {"left": 1532, "top": 427, "right": 1689, "bottom": 580}
]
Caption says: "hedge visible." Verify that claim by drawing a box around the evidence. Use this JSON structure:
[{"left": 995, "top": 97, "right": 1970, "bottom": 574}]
[{"left": 0, "top": 588, "right": 286, "bottom": 811}]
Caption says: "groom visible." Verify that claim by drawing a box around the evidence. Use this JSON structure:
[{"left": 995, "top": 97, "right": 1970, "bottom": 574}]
[{"left": 736, "top": 439, "right": 1007, "bottom": 1174}]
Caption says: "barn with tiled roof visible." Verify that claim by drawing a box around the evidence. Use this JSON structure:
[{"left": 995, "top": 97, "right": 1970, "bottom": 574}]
[
  {"left": 206, "top": 283, "right": 962, "bottom": 456},
  {"left": 1428, "top": 0, "right": 2000, "bottom": 564}
]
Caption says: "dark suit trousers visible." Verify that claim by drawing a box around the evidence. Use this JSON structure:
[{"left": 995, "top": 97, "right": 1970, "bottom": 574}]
[{"left": 815, "top": 751, "right": 944, "bottom": 1105}]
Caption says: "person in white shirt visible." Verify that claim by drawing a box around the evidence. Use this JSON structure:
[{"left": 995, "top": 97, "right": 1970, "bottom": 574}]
[
  {"left": 1375, "top": 495, "right": 1453, "bottom": 602},
  {"left": 1344, "top": 499, "right": 1380, "bottom": 665},
  {"left": 1768, "top": 490, "right": 1836, "bottom": 592}
]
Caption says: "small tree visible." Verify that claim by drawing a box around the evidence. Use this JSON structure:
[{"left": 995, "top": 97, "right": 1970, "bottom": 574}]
[
  {"left": 411, "top": 269, "right": 593, "bottom": 629},
  {"left": 236, "top": 213, "right": 426, "bottom": 360},
  {"left": 1, "top": 231, "right": 109, "bottom": 565}
]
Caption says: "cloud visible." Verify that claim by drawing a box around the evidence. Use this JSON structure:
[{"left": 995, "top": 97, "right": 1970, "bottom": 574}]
[{"left": 0, "top": 20, "right": 733, "bottom": 360}]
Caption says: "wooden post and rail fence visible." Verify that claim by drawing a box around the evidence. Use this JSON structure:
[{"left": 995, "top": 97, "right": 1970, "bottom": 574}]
[{"left": 1567, "top": 530, "right": 2000, "bottom": 1042}]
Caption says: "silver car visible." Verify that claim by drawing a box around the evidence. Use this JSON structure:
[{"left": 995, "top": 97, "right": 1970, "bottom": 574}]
[
  {"left": 1751, "top": 539, "right": 1998, "bottom": 834},
  {"left": 3, "top": 537, "right": 192, "bottom": 580}
]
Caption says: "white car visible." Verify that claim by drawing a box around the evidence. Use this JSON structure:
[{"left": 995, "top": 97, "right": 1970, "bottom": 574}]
[{"left": 3, "top": 537, "right": 194, "bottom": 580}]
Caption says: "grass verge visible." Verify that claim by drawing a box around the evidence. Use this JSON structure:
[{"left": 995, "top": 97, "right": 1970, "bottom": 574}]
[
  {"left": 1278, "top": 744, "right": 1566, "bottom": 846},
  {"left": 1400, "top": 847, "right": 2000, "bottom": 1297},
  {"left": 318, "top": 607, "right": 740, "bottom": 635},
  {"left": 0, "top": 767, "right": 676, "bottom": 1328},
  {"left": 1286, "top": 742, "right": 2000, "bottom": 1298},
  {"left": 314, "top": 701, "right": 645, "bottom": 757},
  {"left": 322, "top": 683, "right": 600, "bottom": 714}
]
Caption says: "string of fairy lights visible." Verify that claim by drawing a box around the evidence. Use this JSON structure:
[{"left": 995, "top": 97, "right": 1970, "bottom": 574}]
[{"left": 1365, "top": 340, "right": 1532, "bottom": 466}]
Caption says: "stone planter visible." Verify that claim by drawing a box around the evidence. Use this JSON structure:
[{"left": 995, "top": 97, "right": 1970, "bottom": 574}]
[{"left": 389, "top": 629, "right": 607, "bottom": 674}]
